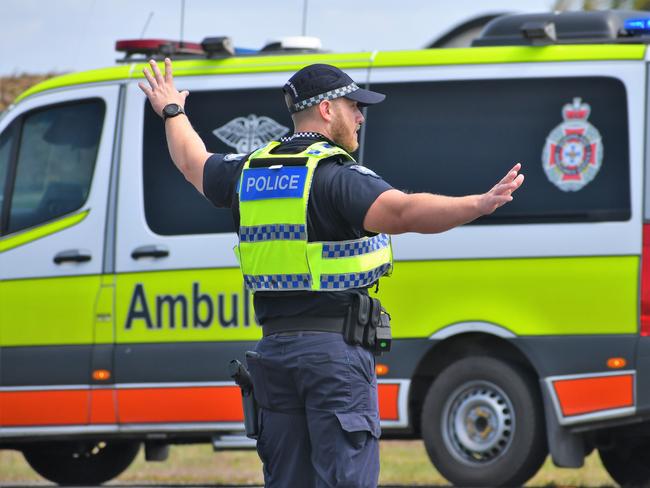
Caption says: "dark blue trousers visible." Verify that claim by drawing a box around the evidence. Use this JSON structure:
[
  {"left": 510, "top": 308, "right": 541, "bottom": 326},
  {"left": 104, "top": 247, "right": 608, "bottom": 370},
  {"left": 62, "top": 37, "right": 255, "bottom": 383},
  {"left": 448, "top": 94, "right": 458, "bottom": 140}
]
[{"left": 246, "top": 332, "right": 381, "bottom": 488}]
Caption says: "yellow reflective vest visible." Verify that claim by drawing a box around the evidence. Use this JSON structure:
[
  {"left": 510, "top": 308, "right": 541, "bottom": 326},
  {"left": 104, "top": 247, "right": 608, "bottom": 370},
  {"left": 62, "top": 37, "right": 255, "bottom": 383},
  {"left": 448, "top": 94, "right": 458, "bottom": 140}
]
[{"left": 235, "top": 140, "right": 392, "bottom": 292}]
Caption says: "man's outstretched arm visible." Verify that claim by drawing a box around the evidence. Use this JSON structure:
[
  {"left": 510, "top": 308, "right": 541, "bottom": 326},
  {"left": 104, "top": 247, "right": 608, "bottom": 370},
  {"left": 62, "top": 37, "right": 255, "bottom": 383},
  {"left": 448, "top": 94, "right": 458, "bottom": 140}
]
[
  {"left": 138, "top": 58, "right": 211, "bottom": 194},
  {"left": 364, "top": 163, "right": 524, "bottom": 234}
]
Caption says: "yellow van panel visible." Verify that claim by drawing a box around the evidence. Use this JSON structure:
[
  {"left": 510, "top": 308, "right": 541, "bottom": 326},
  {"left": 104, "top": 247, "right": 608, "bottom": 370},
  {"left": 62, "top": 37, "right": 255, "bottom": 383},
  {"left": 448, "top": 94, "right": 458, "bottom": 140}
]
[
  {"left": 380, "top": 255, "right": 639, "bottom": 337},
  {"left": 113, "top": 255, "right": 638, "bottom": 344},
  {"left": 1, "top": 275, "right": 102, "bottom": 346},
  {"left": 115, "top": 268, "right": 261, "bottom": 343}
]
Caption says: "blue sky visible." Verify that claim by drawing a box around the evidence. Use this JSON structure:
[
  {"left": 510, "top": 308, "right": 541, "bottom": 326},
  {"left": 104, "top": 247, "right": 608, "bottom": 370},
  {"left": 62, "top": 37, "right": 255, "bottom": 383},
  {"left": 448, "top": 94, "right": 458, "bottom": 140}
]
[{"left": 1, "top": 0, "right": 553, "bottom": 76}]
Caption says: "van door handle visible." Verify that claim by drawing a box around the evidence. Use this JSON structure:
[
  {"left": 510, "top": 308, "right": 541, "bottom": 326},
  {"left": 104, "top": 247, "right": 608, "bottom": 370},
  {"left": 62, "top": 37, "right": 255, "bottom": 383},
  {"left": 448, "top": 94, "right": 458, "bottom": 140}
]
[
  {"left": 54, "top": 249, "right": 92, "bottom": 264},
  {"left": 131, "top": 245, "right": 170, "bottom": 260}
]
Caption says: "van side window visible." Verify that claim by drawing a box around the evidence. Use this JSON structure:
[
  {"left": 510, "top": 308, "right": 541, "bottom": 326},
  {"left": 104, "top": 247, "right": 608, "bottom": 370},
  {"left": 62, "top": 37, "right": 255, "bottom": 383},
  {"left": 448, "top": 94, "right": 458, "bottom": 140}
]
[
  {"left": 142, "top": 88, "right": 292, "bottom": 235},
  {"left": 364, "top": 77, "right": 630, "bottom": 224},
  {"left": 0, "top": 121, "right": 16, "bottom": 224},
  {"left": 7, "top": 100, "right": 105, "bottom": 233}
]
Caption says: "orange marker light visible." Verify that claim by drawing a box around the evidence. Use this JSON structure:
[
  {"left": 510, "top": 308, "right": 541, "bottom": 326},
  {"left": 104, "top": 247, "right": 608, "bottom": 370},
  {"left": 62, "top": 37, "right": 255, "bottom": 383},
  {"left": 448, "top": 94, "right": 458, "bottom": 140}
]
[
  {"left": 607, "top": 358, "right": 627, "bottom": 369},
  {"left": 92, "top": 369, "right": 111, "bottom": 381},
  {"left": 375, "top": 364, "right": 389, "bottom": 376}
]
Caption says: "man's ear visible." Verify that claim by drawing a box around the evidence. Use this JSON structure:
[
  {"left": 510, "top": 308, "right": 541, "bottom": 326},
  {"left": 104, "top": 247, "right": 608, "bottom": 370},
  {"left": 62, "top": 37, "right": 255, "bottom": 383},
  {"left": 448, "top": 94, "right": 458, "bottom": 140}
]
[{"left": 318, "top": 100, "right": 333, "bottom": 122}]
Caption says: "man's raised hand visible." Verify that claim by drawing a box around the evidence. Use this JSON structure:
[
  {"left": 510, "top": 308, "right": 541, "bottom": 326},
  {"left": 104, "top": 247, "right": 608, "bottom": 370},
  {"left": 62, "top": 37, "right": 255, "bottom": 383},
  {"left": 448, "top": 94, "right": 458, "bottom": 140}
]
[
  {"left": 138, "top": 58, "right": 189, "bottom": 117},
  {"left": 477, "top": 163, "right": 525, "bottom": 215}
]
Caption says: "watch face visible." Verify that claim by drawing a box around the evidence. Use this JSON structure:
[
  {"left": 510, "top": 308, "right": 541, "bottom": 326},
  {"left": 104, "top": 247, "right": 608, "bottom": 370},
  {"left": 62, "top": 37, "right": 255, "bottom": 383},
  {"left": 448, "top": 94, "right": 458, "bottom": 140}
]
[{"left": 164, "top": 104, "right": 182, "bottom": 118}]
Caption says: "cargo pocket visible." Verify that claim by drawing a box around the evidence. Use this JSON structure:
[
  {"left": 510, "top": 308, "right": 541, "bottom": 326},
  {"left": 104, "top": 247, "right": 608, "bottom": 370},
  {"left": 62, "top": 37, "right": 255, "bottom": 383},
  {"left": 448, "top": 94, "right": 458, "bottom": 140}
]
[
  {"left": 298, "top": 352, "right": 351, "bottom": 410},
  {"left": 335, "top": 411, "right": 381, "bottom": 450}
]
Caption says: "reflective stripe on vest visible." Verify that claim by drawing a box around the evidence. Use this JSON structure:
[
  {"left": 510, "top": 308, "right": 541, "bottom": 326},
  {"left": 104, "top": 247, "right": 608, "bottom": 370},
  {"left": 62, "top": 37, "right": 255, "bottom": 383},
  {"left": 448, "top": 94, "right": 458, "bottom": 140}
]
[{"left": 235, "top": 140, "right": 393, "bottom": 292}]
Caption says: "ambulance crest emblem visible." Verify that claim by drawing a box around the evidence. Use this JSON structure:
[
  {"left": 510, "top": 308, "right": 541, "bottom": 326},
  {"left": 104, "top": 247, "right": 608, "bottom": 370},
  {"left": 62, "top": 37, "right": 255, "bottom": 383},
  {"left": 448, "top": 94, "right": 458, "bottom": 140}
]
[
  {"left": 213, "top": 114, "right": 289, "bottom": 153},
  {"left": 542, "top": 98, "right": 603, "bottom": 192}
]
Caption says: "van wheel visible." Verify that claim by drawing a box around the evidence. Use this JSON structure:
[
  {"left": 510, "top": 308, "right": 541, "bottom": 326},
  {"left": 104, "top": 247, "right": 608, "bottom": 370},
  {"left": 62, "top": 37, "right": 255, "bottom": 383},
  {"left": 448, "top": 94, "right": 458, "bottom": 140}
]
[
  {"left": 421, "top": 356, "right": 547, "bottom": 487},
  {"left": 599, "top": 439, "right": 650, "bottom": 487},
  {"left": 23, "top": 440, "right": 140, "bottom": 485}
]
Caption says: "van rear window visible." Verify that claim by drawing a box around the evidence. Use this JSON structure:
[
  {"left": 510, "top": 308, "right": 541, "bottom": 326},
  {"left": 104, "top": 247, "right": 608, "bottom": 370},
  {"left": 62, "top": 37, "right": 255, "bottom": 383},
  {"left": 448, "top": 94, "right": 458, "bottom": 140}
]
[{"left": 363, "top": 77, "right": 630, "bottom": 224}]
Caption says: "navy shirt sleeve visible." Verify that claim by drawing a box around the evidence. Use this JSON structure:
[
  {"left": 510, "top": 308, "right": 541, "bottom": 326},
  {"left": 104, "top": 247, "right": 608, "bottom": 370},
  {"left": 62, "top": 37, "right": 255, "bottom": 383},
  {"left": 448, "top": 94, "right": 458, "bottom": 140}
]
[
  {"left": 202, "top": 153, "right": 246, "bottom": 208},
  {"left": 327, "top": 163, "right": 393, "bottom": 230}
]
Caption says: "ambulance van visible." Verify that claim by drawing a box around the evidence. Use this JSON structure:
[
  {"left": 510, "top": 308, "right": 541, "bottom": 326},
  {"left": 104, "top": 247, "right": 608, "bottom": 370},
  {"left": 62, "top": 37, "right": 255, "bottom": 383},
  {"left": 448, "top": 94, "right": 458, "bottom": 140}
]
[{"left": 3, "top": 9, "right": 650, "bottom": 487}]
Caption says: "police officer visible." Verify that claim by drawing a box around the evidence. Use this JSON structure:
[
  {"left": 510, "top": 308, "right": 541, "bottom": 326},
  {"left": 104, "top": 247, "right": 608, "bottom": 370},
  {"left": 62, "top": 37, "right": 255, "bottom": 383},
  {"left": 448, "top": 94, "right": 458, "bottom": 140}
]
[{"left": 139, "top": 58, "right": 523, "bottom": 488}]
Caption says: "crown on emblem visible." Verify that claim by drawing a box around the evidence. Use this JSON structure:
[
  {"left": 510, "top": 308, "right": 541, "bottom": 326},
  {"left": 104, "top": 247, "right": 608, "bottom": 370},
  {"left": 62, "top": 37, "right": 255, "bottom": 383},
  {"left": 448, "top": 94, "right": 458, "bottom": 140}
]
[{"left": 562, "top": 97, "right": 591, "bottom": 121}]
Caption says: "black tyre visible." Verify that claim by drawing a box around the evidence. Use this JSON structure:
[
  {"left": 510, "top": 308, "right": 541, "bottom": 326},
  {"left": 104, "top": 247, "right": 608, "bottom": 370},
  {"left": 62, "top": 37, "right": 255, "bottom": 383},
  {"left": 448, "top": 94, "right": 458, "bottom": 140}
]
[
  {"left": 599, "top": 439, "right": 650, "bottom": 487},
  {"left": 23, "top": 440, "right": 140, "bottom": 485},
  {"left": 421, "top": 356, "right": 547, "bottom": 487}
]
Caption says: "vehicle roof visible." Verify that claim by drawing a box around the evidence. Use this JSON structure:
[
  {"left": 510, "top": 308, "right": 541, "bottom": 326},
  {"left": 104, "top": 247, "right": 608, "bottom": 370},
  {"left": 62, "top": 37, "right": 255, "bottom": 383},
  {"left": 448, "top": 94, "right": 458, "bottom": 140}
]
[{"left": 15, "top": 44, "right": 646, "bottom": 104}]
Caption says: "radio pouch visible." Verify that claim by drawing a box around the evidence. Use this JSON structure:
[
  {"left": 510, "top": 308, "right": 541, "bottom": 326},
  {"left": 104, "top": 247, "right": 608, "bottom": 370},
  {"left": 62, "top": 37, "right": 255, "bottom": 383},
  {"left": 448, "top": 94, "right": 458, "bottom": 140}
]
[
  {"left": 343, "top": 294, "right": 392, "bottom": 356},
  {"left": 344, "top": 294, "right": 370, "bottom": 346}
]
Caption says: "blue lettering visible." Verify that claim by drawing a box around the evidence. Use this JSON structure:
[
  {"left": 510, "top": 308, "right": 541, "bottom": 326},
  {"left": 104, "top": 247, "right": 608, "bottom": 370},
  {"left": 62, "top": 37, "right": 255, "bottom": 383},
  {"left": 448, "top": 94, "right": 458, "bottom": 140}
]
[
  {"left": 246, "top": 177, "right": 256, "bottom": 192},
  {"left": 241, "top": 167, "right": 308, "bottom": 201},
  {"left": 278, "top": 175, "right": 289, "bottom": 190},
  {"left": 289, "top": 174, "right": 299, "bottom": 190}
]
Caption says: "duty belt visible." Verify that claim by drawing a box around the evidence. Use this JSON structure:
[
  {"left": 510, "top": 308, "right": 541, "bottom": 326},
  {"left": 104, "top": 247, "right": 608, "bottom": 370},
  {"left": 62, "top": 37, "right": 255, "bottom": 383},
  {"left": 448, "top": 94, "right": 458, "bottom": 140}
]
[{"left": 262, "top": 316, "right": 345, "bottom": 337}]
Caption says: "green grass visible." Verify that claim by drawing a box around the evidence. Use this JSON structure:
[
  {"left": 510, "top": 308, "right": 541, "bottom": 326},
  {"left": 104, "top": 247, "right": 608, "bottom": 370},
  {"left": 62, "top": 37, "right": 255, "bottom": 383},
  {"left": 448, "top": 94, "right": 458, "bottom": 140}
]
[{"left": 0, "top": 440, "right": 616, "bottom": 486}]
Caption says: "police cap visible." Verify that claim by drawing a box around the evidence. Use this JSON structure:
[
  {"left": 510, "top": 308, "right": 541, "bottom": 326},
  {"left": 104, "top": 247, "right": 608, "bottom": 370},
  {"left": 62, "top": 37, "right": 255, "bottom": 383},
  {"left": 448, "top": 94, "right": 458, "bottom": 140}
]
[{"left": 283, "top": 63, "right": 386, "bottom": 114}]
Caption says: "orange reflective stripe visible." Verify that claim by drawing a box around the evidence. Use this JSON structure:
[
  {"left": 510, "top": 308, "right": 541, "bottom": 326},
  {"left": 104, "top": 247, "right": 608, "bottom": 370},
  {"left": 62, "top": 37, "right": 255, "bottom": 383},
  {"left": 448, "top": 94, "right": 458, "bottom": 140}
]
[
  {"left": 1, "top": 390, "right": 88, "bottom": 426},
  {"left": 2, "top": 384, "right": 402, "bottom": 425},
  {"left": 378, "top": 383, "right": 400, "bottom": 421},
  {"left": 90, "top": 389, "right": 117, "bottom": 424},
  {"left": 553, "top": 374, "right": 634, "bottom": 416},
  {"left": 117, "top": 386, "right": 242, "bottom": 423}
]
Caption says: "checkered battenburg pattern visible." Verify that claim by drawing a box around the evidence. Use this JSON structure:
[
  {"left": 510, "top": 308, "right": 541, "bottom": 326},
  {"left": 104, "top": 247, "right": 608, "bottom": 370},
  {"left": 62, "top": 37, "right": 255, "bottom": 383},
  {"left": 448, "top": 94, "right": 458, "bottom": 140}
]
[
  {"left": 240, "top": 224, "right": 307, "bottom": 243},
  {"left": 320, "top": 263, "right": 392, "bottom": 290},
  {"left": 279, "top": 131, "right": 322, "bottom": 142},
  {"left": 244, "top": 273, "right": 312, "bottom": 290},
  {"left": 292, "top": 83, "right": 359, "bottom": 113},
  {"left": 321, "top": 233, "right": 390, "bottom": 259}
]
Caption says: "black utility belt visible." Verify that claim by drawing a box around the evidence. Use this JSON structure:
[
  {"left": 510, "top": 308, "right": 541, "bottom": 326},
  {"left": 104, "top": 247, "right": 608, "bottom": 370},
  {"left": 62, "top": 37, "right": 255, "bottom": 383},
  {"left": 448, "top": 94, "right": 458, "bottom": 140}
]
[
  {"left": 261, "top": 295, "right": 391, "bottom": 356},
  {"left": 262, "top": 316, "right": 345, "bottom": 336}
]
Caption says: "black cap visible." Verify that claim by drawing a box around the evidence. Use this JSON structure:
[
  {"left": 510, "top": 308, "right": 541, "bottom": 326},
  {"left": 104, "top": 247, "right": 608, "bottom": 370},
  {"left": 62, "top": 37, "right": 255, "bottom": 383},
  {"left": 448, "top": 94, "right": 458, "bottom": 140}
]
[{"left": 283, "top": 63, "right": 386, "bottom": 113}]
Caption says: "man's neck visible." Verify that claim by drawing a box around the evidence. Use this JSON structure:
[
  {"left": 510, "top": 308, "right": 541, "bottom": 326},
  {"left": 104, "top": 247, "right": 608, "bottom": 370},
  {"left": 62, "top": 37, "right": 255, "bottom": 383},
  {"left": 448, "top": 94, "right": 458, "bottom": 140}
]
[{"left": 294, "top": 124, "right": 332, "bottom": 141}]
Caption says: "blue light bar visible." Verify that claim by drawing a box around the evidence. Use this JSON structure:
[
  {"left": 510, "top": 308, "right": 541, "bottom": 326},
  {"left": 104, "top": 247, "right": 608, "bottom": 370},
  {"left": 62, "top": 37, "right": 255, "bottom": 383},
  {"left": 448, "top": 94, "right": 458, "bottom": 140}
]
[{"left": 624, "top": 18, "right": 650, "bottom": 34}]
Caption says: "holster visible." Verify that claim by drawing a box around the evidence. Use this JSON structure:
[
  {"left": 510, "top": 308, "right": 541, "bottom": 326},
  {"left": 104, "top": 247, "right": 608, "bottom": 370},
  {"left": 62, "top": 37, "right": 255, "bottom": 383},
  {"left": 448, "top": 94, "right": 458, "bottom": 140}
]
[
  {"left": 229, "top": 353, "right": 260, "bottom": 439},
  {"left": 343, "top": 294, "right": 392, "bottom": 356}
]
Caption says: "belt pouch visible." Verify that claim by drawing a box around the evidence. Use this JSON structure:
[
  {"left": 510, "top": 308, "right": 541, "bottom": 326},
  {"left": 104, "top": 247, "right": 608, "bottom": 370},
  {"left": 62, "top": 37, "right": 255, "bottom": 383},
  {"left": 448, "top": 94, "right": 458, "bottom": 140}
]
[
  {"left": 363, "top": 298, "right": 381, "bottom": 349},
  {"left": 343, "top": 294, "right": 370, "bottom": 345},
  {"left": 375, "top": 308, "right": 392, "bottom": 354}
]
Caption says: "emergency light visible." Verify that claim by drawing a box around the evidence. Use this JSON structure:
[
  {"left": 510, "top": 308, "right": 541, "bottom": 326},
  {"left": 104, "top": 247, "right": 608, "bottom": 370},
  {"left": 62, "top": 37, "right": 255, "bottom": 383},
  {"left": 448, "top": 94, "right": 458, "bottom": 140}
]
[
  {"left": 115, "top": 39, "right": 203, "bottom": 58},
  {"left": 624, "top": 18, "right": 650, "bottom": 35},
  {"left": 115, "top": 35, "right": 322, "bottom": 62}
]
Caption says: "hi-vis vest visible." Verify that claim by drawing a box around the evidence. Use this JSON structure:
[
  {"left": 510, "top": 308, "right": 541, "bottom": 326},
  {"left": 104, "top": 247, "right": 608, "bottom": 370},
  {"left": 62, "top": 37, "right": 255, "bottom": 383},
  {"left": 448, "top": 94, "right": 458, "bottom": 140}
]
[{"left": 235, "top": 140, "right": 392, "bottom": 292}]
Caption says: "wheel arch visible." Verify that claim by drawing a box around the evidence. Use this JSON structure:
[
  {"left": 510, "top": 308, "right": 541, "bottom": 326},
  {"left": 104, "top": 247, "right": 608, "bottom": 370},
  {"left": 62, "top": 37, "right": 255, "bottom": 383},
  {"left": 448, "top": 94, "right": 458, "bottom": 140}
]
[
  {"left": 406, "top": 324, "right": 586, "bottom": 469},
  {"left": 407, "top": 326, "right": 540, "bottom": 436}
]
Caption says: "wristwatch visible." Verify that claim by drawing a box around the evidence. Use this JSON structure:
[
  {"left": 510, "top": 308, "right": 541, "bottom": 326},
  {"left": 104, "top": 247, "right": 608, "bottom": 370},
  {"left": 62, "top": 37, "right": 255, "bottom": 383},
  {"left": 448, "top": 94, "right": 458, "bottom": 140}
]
[{"left": 162, "top": 103, "right": 185, "bottom": 121}]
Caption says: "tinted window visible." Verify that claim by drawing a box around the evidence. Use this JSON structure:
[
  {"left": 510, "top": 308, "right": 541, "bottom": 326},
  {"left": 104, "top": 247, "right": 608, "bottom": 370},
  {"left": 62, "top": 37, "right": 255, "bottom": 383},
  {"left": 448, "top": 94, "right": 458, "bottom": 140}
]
[
  {"left": 143, "top": 88, "right": 292, "bottom": 235},
  {"left": 8, "top": 100, "right": 105, "bottom": 233},
  {"left": 364, "top": 77, "right": 630, "bottom": 224},
  {"left": 0, "top": 121, "right": 16, "bottom": 224}
]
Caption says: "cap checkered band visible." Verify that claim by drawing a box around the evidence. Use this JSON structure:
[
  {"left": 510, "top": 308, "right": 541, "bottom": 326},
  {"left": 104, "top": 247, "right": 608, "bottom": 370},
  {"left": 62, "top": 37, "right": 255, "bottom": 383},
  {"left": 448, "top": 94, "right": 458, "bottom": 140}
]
[
  {"left": 320, "top": 263, "right": 392, "bottom": 290},
  {"left": 240, "top": 224, "right": 307, "bottom": 243},
  {"left": 244, "top": 273, "right": 312, "bottom": 291},
  {"left": 292, "top": 83, "right": 359, "bottom": 113},
  {"left": 322, "top": 233, "right": 390, "bottom": 259}
]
